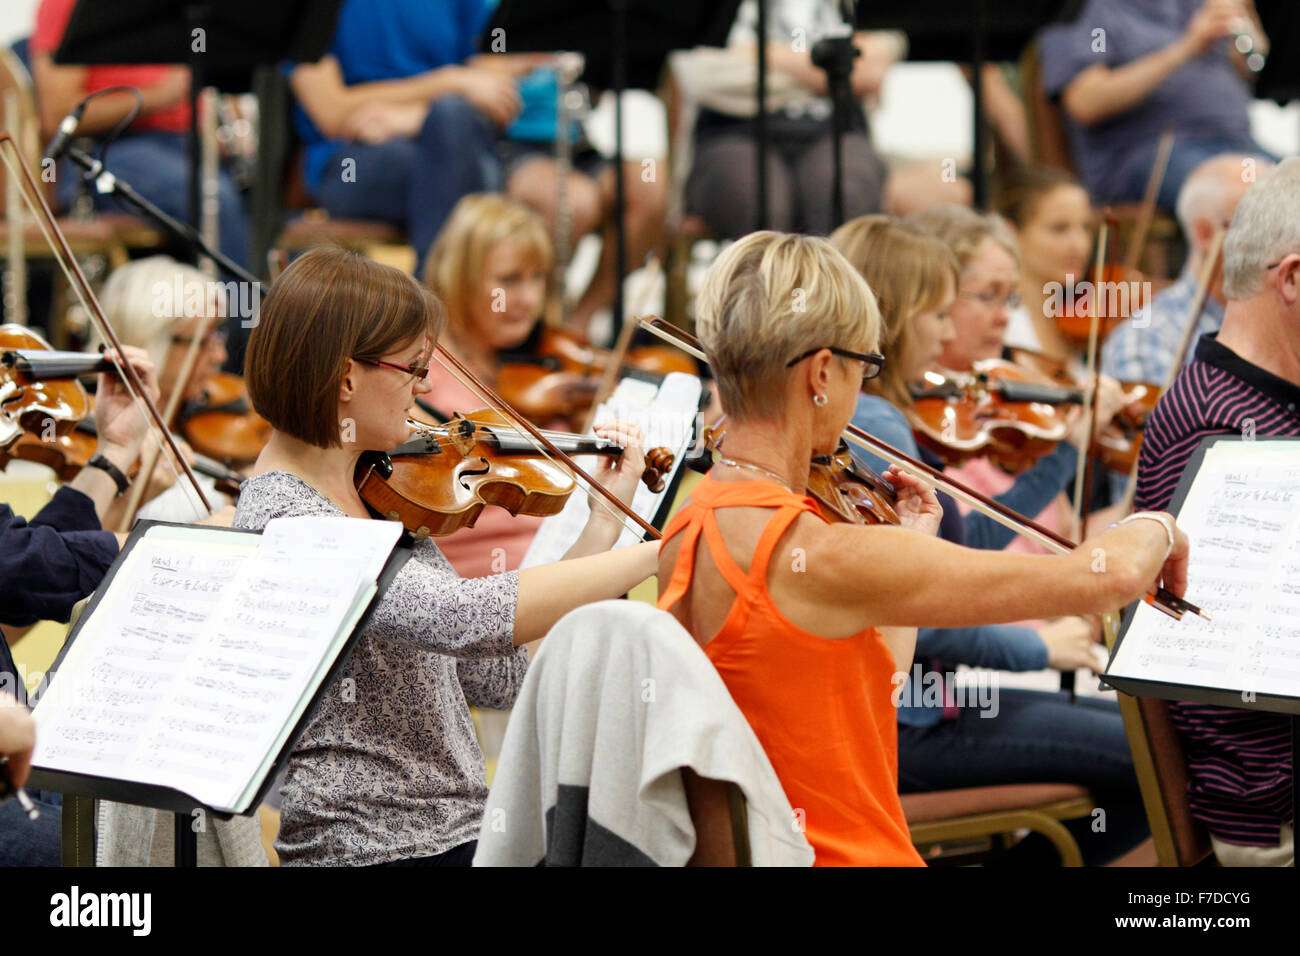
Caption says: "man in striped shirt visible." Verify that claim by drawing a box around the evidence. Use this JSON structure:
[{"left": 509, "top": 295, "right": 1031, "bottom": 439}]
[{"left": 1134, "top": 157, "right": 1300, "bottom": 866}]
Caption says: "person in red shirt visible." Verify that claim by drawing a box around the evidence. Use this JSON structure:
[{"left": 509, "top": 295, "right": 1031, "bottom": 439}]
[{"left": 29, "top": 0, "right": 253, "bottom": 359}]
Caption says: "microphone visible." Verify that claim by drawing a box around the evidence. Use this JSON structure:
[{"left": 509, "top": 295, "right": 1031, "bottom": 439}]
[{"left": 42, "top": 101, "right": 88, "bottom": 164}]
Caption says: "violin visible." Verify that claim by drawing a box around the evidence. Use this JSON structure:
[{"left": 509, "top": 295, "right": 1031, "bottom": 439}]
[
  {"left": 1005, "top": 348, "right": 1159, "bottom": 475},
  {"left": 0, "top": 337, "right": 248, "bottom": 497},
  {"left": 179, "top": 371, "right": 273, "bottom": 469},
  {"left": 497, "top": 325, "right": 698, "bottom": 426},
  {"left": 908, "top": 359, "right": 1083, "bottom": 473},
  {"left": 701, "top": 416, "right": 900, "bottom": 527},
  {"left": 355, "top": 407, "right": 675, "bottom": 539},
  {"left": 1053, "top": 261, "right": 1148, "bottom": 345},
  {"left": 0, "top": 325, "right": 100, "bottom": 451}
]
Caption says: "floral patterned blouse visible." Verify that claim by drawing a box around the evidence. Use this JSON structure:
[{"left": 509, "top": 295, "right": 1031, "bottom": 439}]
[{"left": 233, "top": 471, "right": 528, "bottom": 866}]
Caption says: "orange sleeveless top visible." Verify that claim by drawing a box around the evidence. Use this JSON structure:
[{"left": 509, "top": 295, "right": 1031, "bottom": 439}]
[{"left": 657, "top": 476, "right": 924, "bottom": 867}]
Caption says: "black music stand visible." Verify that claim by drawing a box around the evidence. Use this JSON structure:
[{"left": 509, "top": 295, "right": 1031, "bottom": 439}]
[
  {"left": 54, "top": 0, "right": 342, "bottom": 234},
  {"left": 856, "top": 0, "right": 1074, "bottom": 208},
  {"left": 483, "top": 1, "right": 741, "bottom": 343}
]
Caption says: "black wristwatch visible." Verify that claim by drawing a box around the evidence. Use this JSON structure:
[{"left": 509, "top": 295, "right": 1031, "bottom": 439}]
[{"left": 86, "top": 453, "right": 131, "bottom": 497}]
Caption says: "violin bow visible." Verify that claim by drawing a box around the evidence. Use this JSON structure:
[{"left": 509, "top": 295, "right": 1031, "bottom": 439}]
[
  {"left": 1072, "top": 215, "right": 1110, "bottom": 541},
  {"left": 1118, "top": 227, "right": 1226, "bottom": 514},
  {"left": 640, "top": 316, "right": 1201, "bottom": 622},
  {"left": 1123, "top": 127, "right": 1175, "bottom": 275},
  {"left": 116, "top": 306, "right": 217, "bottom": 530},
  {"left": 0, "top": 133, "right": 213, "bottom": 515},
  {"left": 431, "top": 344, "right": 661, "bottom": 540}
]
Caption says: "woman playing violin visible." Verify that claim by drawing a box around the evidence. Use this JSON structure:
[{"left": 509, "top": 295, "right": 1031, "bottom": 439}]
[
  {"left": 227, "top": 246, "right": 656, "bottom": 867},
  {"left": 831, "top": 216, "right": 1154, "bottom": 864},
  {"left": 656, "top": 231, "right": 1190, "bottom": 866},
  {"left": 420, "top": 193, "right": 648, "bottom": 576},
  {"left": 996, "top": 166, "right": 1098, "bottom": 368},
  {"left": 907, "top": 205, "right": 1131, "bottom": 546}
]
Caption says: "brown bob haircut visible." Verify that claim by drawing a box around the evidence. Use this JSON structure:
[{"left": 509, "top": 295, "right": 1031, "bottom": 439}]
[{"left": 245, "top": 245, "right": 445, "bottom": 448}]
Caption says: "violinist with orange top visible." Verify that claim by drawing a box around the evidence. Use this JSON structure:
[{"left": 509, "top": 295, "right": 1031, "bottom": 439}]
[
  {"left": 657, "top": 230, "right": 1189, "bottom": 865},
  {"left": 831, "top": 216, "right": 1154, "bottom": 865}
]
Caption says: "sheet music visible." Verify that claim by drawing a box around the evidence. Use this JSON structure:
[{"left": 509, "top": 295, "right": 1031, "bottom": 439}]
[
  {"left": 32, "top": 518, "right": 400, "bottom": 811},
  {"left": 1106, "top": 441, "right": 1300, "bottom": 699},
  {"left": 521, "top": 371, "right": 701, "bottom": 567}
]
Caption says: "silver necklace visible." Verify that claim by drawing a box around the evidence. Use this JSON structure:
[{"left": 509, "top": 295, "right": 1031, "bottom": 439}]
[{"left": 716, "top": 455, "right": 790, "bottom": 489}]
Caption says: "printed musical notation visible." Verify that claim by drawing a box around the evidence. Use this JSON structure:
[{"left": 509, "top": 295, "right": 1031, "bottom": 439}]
[
  {"left": 32, "top": 517, "right": 400, "bottom": 812},
  {"left": 1108, "top": 442, "right": 1300, "bottom": 701}
]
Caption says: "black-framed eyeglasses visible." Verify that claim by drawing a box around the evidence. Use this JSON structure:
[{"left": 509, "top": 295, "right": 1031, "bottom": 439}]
[
  {"left": 355, "top": 356, "right": 431, "bottom": 381},
  {"left": 786, "top": 346, "right": 886, "bottom": 383}
]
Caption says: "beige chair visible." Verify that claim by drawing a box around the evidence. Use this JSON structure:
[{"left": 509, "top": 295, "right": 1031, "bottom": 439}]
[{"left": 903, "top": 783, "right": 1095, "bottom": 866}]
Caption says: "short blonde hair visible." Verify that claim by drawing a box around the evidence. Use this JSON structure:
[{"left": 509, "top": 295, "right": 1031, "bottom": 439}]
[
  {"left": 93, "top": 255, "right": 215, "bottom": 371},
  {"left": 830, "top": 216, "right": 958, "bottom": 409},
  {"left": 423, "top": 194, "right": 553, "bottom": 331},
  {"left": 695, "top": 231, "right": 881, "bottom": 421},
  {"left": 906, "top": 204, "right": 1020, "bottom": 272}
]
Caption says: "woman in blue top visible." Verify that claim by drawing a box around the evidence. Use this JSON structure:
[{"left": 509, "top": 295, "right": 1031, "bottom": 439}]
[{"left": 830, "top": 215, "right": 1151, "bottom": 865}]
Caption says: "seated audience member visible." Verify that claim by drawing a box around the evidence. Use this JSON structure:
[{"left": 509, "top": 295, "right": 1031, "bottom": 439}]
[
  {"left": 1038, "top": 0, "right": 1275, "bottom": 210},
  {"left": 833, "top": 216, "right": 1151, "bottom": 865},
  {"left": 499, "top": 62, "right": 668, "bottom": 335},
  {"left": 290, "top": 0, "right": 535, "bottom": 275},
  {"left": 1134, "top": 158, "right": 1300, "bottom": 867},
  {"left": 30, "top": 0, "right": 254, "bottom": 370},
  {"left": 0, "top": 347, "right": 159, "bottom": 866},
  {"left": 29, "top": 2, "right": 252, "bottom": 271},
  {"left": 1104, "top": 153, "right": 1270, "bottom": 387},
  {"left": 657, "top": 230, "right": 1189, "bottom": 864},
  {"left": 683, "top": 0, "right": 898, "bottom": 239}
]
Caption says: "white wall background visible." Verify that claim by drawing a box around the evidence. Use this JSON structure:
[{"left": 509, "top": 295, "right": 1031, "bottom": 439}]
[{"left": 0, "top": 0, "right": 39, "bottom": 50}]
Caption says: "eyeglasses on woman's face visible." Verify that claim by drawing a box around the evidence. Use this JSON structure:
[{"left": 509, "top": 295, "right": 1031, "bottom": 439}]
[
  {"left": 957, "top": 289, "right": 1023, "bottom": 311},
  {"left": 786, "top": 346, "right": 886, "bottom": 385},
  {"left": 354, "top": 353, "right": 431, "bottom": 383}
]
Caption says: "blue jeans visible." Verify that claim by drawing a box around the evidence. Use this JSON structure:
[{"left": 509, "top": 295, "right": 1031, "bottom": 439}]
[
  {"left": 57, "top": 130, "right": 250, "bottom": 269},
  {"left": 0, "top": 789, "right": 62, "bottom": 866},
  {"left": 899, "top": 690, "right": 1148, "bottom": 865},
  {"left": 1114, "top": 135, "right": 1279, "bottom": 211},
  {"left": 314, "top": 96, "right": 501, "bottom": 277}
]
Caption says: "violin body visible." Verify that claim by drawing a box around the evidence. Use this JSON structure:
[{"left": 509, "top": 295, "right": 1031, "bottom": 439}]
[
  {"left": 0, "top": 325, "right": 92, "bottom": 450},
  {"left": 498, "top": 325, "right": 697, "bottom": 426},
  {"left": 356, "top": 408, "right": 576, "bottom": 539},
  {"left": 909, "top": 359, "right": 1078, "bottom": 473},
  {"left": 807, "top": 442, "right": 900, "bottom": 526},
  {"left": 0, "top": 426, "right": 97, "bottom": 480},
  {"left": 180, "top": 371, "right": 272, "bottom": 468},
  {"left": 1006, "top": 348, "right": 1158, "bottom": 474},
  {"left": 1054, "top": 264, "right": 1148, "bottom": 344}
]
